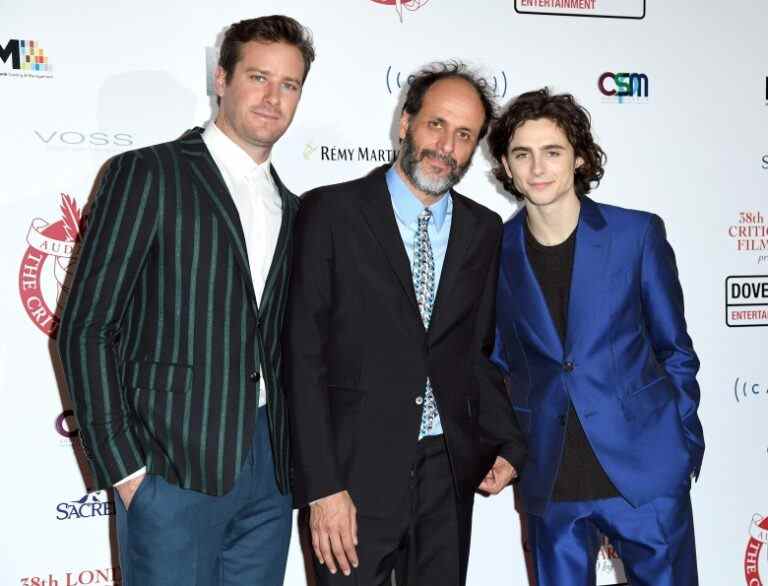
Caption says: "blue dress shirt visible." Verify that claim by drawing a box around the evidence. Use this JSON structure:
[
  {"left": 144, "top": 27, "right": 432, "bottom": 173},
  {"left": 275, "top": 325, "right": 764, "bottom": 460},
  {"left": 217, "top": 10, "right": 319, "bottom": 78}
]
[{"left": 386, "top": 166, "right": 452, "bottom": 437}]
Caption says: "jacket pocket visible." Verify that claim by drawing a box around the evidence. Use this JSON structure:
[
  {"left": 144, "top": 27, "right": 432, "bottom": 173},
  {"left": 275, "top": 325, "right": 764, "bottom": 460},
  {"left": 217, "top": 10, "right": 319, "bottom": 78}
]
[
  {"left": 621, "top": 377, "right": 673, "bottom": 422},
  {"left": 627, "top": 375, "right": 668, "bottom": 397},
  {"left": 124, "top": 360, "right": 194, "bottom": 393},
  {"left": 512, "top": 405, "right": 532, "bottom": 433},
  {"left": 328, "top": 385, "right": 366, "bottom": 416}
]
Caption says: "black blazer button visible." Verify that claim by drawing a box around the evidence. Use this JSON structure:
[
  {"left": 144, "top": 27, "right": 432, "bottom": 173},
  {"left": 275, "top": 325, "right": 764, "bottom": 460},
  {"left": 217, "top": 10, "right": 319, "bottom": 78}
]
[
  {"left": 249, "top": 371, "right": 260, "bottom": 383},
  {"left": 563, "top": 361, "right": 575, "bottom": 372}
]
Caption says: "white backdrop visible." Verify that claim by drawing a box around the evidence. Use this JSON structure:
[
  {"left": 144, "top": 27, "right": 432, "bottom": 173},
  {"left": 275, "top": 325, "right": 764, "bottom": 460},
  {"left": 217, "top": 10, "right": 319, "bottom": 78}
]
[{"left": 2, "top": 1, "right": 767, "bottom": 584}]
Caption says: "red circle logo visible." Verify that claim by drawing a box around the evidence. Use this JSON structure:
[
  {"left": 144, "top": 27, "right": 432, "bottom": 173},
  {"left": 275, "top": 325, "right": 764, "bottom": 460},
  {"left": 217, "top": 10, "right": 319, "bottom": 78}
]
[
  {"left": 745, "top": 514, "right": 768, "bottom": 585},
  {"left": 18, "top": 194, "right": 82, "bottom": 337}
]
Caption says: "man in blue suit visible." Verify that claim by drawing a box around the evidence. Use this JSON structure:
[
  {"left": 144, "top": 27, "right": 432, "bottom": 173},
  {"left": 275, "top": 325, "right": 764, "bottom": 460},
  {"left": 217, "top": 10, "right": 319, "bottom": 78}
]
[{"left": 486, "top": 88, "right": 704, "bottom": 585}]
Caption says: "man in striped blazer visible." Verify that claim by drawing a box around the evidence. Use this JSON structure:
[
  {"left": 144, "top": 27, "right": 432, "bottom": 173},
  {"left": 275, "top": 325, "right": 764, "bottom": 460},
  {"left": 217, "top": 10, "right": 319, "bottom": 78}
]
[{"left": 58, "top": 15, "right": 314, "bottom": 586}]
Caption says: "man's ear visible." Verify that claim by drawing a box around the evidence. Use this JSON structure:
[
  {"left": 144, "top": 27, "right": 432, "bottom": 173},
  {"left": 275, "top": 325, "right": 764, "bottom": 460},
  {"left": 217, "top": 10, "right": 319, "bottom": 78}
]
[
  {"left": 502, "top": 154, "right": 513, "bottom": 179},
  {"left": 214, "top": 66, "right": 227, "bottom": 100},
  {"left": 399, "top": 112, "right": 410, "bottom": 141}
]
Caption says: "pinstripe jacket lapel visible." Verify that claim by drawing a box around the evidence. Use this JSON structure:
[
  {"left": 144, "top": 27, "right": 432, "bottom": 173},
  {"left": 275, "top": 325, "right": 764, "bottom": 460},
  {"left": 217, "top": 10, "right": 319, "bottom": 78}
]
[{"left": 179, "top": 128, "right": 259, "bottom": 315}]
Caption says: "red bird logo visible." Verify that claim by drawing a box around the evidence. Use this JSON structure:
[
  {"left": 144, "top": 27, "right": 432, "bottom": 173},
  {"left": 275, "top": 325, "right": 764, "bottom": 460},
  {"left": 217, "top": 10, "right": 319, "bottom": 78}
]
[{"left": 370, "top": 0, "right": 432, "bottom": 22}]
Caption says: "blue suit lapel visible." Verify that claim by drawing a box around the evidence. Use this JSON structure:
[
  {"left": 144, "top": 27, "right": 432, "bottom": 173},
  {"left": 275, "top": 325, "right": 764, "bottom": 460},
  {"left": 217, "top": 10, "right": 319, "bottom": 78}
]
[
  {"left": 565, "top": 197, "right": 609, "bottom": 355},
  {"left": 502, "top": 210, "right": 563, "bottom": 359}
]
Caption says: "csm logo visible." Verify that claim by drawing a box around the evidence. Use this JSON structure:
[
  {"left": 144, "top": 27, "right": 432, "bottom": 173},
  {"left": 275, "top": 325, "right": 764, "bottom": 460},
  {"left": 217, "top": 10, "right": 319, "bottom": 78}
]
[{"left": 598, "top": 72, "right": 649, "bottom": 102}]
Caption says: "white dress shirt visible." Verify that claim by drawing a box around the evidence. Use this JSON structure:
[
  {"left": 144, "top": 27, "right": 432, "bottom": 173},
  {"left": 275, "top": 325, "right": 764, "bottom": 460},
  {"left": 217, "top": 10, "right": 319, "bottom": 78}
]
[{"left": 115, "top": 122, "right": 282, "bottom": 487}]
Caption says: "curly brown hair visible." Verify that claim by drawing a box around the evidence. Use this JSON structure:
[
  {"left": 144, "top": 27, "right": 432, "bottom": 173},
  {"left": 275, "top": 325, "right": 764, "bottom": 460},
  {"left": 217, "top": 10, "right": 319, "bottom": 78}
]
[
  {"left": 402, "top": 61, "right": 496, "bottom": 141},
  {"left": 487, "top": 88, "right": 606, "bottom": 200}
]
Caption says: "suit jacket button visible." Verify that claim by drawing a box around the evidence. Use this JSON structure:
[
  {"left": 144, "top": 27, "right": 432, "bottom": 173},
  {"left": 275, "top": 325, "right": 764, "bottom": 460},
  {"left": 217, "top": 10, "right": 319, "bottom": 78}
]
[
  {"left": 559, "top": 415, "right": 567, "bottom": 426},
  {"left": 563, "top": 361, "right": 575, "bottom": 372},
  {"left": 249, "top": 371, "right": 260, "bottom": 383},
  {"left": 415, "top": 396, "right": 424, "bottom": 406}
]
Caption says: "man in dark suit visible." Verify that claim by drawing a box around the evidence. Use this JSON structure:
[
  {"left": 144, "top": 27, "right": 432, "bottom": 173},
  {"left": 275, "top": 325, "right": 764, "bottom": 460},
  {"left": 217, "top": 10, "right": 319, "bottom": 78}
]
[
  {"left": 57, "top": 15, "right": 314, "bottom": 586},
  {"left": 487, "top": 88, "right": 703, "bottom": 585},
  {"left": 284, "top": 63, "right": 527, "bottom": 586}
]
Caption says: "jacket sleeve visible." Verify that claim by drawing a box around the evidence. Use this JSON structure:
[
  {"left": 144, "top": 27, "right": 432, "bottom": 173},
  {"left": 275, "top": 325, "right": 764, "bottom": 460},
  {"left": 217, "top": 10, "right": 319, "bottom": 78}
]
[
  {"left": 640, "top": 214, "right": 704, "bottom": 478},
  {"left": 57, "top": 150, "right": 159, "bottom": 489},
  {"left": 283, "top": 191, "right": 344, "bottom": 506},
  {"left": 474, "top": 218, "right": 527, "bottom": 472}
]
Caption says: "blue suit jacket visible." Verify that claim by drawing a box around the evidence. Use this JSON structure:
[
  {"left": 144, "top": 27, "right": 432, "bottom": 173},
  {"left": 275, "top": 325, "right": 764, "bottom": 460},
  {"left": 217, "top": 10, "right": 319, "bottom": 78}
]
[{"left": 492, "top": 197, "right": 704, "bottom": 515}]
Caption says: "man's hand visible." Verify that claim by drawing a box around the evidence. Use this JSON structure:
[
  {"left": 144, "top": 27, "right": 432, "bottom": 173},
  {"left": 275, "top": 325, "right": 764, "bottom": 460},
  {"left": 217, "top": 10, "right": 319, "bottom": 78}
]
[
  {"left": 478, "top": 456, "right": 517, "bottom": 494},
  {"left": 310, "top": 490, "right": 359, "bottom": 576},
  {"left": 115, "top": 474, "right": 145, "bottom": 510}
]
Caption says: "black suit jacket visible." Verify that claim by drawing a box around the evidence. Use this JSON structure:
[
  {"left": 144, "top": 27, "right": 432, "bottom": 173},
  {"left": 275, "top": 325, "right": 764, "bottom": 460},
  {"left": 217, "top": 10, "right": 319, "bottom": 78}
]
[
  {"left": 58, "top": 128, "right": 298, "bottom": 496},
  {"left": 285, "top": 166, "right": 526, "bottom": 515}
]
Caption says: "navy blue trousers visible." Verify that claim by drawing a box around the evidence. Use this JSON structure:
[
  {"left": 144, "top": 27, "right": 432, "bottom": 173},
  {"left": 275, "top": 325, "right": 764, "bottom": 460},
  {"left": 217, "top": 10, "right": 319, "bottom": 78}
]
[
  {"left": 115, "top": 408, "right": 292, "bottom": 586},
  {"left": 528, "top": 493, "right": 698, "bottom": 586}
]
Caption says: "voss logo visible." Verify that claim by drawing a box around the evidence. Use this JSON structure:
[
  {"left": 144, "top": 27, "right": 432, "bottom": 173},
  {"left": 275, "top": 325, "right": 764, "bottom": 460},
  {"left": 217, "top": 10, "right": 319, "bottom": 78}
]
[{"left": 34, "top": 130, "right": 133, "bottom": 149}]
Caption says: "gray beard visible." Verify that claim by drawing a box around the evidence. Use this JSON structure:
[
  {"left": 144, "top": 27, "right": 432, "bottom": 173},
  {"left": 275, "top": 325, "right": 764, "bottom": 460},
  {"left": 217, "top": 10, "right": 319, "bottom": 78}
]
[{"left": 399, "top": 129, "right": 473, "bottom": 197}]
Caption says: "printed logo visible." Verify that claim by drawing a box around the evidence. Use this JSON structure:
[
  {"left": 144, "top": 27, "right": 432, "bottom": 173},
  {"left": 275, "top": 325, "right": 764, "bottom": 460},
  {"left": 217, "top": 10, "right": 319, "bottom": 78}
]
[
  {"left": 386, "top": 65, "right": 509, "bottom": 98},
  {"left": 733, "top": 377, "right": 768, "bottom": 404},
  {"left": 55, "top": 409, "right": 79, "bottom": 448},
  {"left": 515, "top": 0, "right": 645, "bottom": 19},
  {"left": 303, "top": 142, "right": 397, "bottom": 164},
  {"left": 728, "top": 211, "right": 768, "bottom": 264},
  {"left": 34, "top": 130, "right": 134, "bottom": 151},
  {"left": 56, "top": 491, "right": 115, "bottom": 521},
  {"left": 745, "top": 514, "right": 768, "bottom": 585},
  {"left": 0, "top": 38, "right": 53, "bottom": 78},
  {"left": 371, "top": 0, "right": 432, "bottom": 22},
  {"left": 598, "top": 72, "right": 649, "bottom": 103},
  {"left": 20, "top": 567, "right": 121, "bottom": 586},
  {"left": 725, "top": 275, "right": 768, "bottom": 327},
  {"left": 18, "top": 193, "right": 84, "bottom": 337},
  {"left": 762, "top": 154, "right": 767, "bottom": 170}
]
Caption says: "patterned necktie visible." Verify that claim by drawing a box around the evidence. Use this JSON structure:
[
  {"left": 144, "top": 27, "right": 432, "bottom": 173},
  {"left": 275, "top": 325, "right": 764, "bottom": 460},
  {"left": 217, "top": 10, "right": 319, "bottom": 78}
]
[{"left": 413, "top": 208, "right": 441, "bottom": 439}]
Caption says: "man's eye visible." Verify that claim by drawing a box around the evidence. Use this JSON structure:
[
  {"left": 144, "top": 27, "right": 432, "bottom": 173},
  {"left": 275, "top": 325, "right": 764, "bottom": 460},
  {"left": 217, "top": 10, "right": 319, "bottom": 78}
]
[
  {"left": 428, "top": 120, "right": 442, "bottom": 128},
  {"left": 250, "top": 74, "right": 266, "bottom": 82},
  {"left": 457, "top": 132, "right": 472, "bottom": 141},
  {"left": 514, "top": 153, "right": 528, "bottom": 160},
  {"left": 547, "top": 150, "right": 561, "bottom": 157},
  {"left": 282, "top": 82, "right": 299, "bottom": 92}
]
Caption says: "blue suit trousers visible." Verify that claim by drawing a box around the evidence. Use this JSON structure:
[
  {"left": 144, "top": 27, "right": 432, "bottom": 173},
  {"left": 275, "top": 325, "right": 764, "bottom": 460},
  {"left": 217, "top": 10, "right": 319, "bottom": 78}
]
[
  {"left": 528, "top": 493, "right": 698, "bottom": 586},
  {"left": 115, "top": 407, "right": 292, "bottom": 586}
]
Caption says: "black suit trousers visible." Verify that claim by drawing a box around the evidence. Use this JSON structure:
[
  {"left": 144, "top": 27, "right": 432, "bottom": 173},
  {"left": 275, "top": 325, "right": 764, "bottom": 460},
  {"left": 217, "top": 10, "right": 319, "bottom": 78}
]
[{"left": 314, "top": 435, "right": 473, "bottom": 586}]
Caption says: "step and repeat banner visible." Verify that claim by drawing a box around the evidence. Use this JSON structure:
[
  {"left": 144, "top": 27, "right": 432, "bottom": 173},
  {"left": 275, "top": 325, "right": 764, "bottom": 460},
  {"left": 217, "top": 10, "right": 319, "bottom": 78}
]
[{"left": 1, "top": 1, "right": 766, "bottom": 584}]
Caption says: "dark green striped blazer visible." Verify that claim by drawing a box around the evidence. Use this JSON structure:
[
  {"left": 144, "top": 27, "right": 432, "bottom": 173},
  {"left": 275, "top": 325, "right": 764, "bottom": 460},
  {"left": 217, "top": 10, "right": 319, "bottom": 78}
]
[{"left": 58, "top": 127, "right": 298, "bottom": 496}]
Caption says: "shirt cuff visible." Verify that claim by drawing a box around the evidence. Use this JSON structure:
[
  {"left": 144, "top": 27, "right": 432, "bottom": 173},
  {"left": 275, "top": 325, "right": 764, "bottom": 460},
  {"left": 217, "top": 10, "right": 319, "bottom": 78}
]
[{"left": 113, "top": 467, "right": 146, "bottom": 487}]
